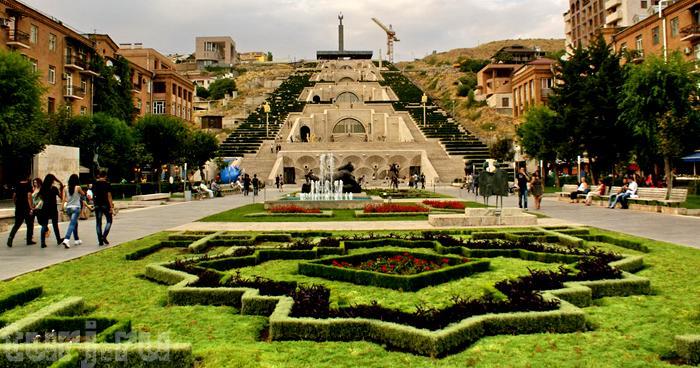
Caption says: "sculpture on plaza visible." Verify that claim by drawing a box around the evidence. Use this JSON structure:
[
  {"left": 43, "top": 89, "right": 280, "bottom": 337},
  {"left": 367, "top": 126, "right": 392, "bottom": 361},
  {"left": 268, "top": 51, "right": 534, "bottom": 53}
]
[
  {"left": 388, "top": 163, "right": 400, "bottom": 190},
  {"left": 334, "top": 162, "right": 362, "bottom": 193},
  {"left": 477, "top": 159, "right": 509, "bottom": 207}
]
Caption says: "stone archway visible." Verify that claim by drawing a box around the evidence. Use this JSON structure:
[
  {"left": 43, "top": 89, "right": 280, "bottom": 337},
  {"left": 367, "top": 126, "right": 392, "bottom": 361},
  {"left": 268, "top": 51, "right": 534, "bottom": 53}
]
[
  {"left": 332, "top": 118, "right": 366, "bottom": 134},
  {"left": 336, "top": 91, "right": 360, "bottom": 104},
  {"left": 300, "top": 126, "right": 311, "bottom": 142},
  {"left": 312, "top": 95, "right": 321, "bottom": 103},
  {"left": 338, "top": 77, "right": 355, "bottom": 83}
]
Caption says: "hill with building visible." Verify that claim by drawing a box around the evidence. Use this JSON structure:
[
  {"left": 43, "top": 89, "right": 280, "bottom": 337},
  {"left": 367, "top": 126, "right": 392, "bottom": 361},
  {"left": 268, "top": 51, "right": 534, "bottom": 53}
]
[{"left": 397, "top": 38, "right": 565, "bottom": 141}]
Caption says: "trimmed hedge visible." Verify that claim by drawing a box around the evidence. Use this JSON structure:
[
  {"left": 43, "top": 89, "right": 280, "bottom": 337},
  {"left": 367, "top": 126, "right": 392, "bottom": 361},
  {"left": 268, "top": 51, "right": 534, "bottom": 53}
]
[
  {"left": 0, "top": 286, "right": 42, "bottom": 313},
  {"left": 299, "top": 252, "right": 490, "bottom": 291},
  {"left": 125, "top": 240, "right": 190, "bottom": 261},
  {"left": 0, "top": 297, "right": 85, "bottom": 342},
  {"left": 343, "top": 238, "right": 437, "bottom": 251},
  {"left": 244, "top": 211, "right": 334, "bottom": 218},
  {"left": 579, "top": 234, "right": 650, "bottom": 253},
  {"left": 0, "top": 342, "right": 193, "bottom": 368},
  {"left": 675, "top": 335, "right": 700, "bottom": 365},
  {"left": 255, "top": 234, "right": 293, "bottom": 243},
  {"left": 188, "top": 231, "right": 225, "bottom": 254}
]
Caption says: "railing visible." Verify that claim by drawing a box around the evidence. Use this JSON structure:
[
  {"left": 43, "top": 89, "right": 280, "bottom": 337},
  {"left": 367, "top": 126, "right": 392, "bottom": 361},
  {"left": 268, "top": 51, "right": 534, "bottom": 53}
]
[
  {"left": 64, "top": 55, "right": 86, "bottom": 69},
  {"left": 7, "top": 29, "right": 30, "bottom": 43},
  {"left": 63, "top": 85, "right": 85, "bottom": 98},
  {"left": 681, "top": 24, "right": 700, "bottom": 37}
]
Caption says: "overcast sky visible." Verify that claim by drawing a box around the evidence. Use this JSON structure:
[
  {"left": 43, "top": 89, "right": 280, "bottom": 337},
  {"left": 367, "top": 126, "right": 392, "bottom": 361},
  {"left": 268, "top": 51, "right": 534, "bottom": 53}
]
[{"left": 23, "top": 0, "right": 568, "bottom": 61}]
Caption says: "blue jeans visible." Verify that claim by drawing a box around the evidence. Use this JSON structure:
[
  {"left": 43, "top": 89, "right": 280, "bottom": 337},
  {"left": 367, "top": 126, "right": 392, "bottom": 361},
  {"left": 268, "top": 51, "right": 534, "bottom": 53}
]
[
  {"left": 609, "top": 192, "right": 631, "bottom": 208},
  {"left": 64, "top": 207, "right": 80, "bottom": 241},
  {"left": 95, "top": 205, "right": 113, "bottom": 242},
  {"left": 519, "top": 188, "right": 528, "bottom": 209}
]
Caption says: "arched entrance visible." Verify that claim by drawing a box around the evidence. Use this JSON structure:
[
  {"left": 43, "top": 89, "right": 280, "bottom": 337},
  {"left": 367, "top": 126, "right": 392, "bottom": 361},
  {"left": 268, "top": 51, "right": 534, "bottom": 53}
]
[
  {"left": 300, "top": 126, "right": 311, "bottom": 142},
  {"left": 336, "top": 91, "right": 360, "bottom": 104},
  {"left": 312, "top": 95, "right": 321, "bottom": 103},
  {"left": 332, "top": 118, "right": 366, "bottom": 134},
  {"left": 338, "top": 77, "right": 355, "bottom": 83}
]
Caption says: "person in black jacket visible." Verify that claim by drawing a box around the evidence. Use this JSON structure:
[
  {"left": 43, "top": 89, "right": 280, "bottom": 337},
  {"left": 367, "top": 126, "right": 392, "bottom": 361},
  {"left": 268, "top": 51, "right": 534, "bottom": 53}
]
[{"left": 7, "top": 173, "right": 35, "bottom": 247}]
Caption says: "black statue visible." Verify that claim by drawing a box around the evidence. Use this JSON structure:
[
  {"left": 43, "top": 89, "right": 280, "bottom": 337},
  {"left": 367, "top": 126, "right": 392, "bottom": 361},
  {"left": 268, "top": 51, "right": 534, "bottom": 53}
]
[
  {"left": 334, "top": 162, "right": 362, "bottom": 193},
  {"left": 477, "top": 160, "right": 509, "bottom": 207},
  {"left": 301, "top": 169, "right": 318, "bottom": 193}
]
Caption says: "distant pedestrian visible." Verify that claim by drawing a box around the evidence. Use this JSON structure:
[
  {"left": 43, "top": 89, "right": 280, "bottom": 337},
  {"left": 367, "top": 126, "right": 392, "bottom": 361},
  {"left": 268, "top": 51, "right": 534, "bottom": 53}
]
[
  {"left": 252, "top": 174, "right": 260, "bottom": 196},
  {"left": 275, "top": 175, "right": 280, "bottom": 190},
  {"left": 243, "top": 174, "right": 251, "bottom": 196},
  {"left": 279, "top": 175, "right": 284, "bottom": 192},
  {"left": 420, "top": 173, "right": 426, "bottom": 190},
  {"left": 7, "top": 173, "right": 35, "bottom": 247},
  {"left": 61, "top": 174, "right": 84, "bottom": 248},
  {"left": 93, "top": 169, "right": 114, "bottom": 246},
  {"left": 530, "top": 171, "right": 543, "bottom": 210},
  {"left": 516, "top": 167, "right": 529, "bottom": 210},
  {"left": 38, "top": 174, "right": 63, "bottom": 248}
]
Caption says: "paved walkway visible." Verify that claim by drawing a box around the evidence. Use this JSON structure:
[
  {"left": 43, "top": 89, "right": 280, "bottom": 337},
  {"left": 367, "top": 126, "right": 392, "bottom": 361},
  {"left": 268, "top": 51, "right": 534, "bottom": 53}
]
[
  {"left": 0, "top": 192, "right": 276, "bottom": 280},
  {"left": 437, "top": 186, "right": 700, "bottom": 249}
]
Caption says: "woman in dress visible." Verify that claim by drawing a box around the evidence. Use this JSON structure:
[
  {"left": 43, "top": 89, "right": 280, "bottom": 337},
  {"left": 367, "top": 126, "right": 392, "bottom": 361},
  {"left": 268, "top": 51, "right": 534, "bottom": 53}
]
[
  {"left": 530, "top": 171, "right": 544, "bottom": 210},
  {"left": 38, "top": 174, "right": 63, "bottom": 248}
]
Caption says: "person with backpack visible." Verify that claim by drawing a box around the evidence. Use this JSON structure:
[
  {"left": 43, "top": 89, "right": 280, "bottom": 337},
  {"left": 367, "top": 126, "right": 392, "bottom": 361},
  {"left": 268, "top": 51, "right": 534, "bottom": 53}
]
[
  {"left": 7, "top": 173, "right": 35, "bottom": 247},
  {"left": 61, "top": 174, "right": 84, "bottom": 248}
]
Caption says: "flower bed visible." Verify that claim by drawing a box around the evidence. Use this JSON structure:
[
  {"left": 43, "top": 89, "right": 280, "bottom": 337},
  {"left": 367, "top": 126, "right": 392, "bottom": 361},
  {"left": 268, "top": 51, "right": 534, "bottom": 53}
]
[
  {"left": 422, "top": 200, "right": 465, "bottom": 210},
  {"left": 270, "top": 205, "right": 321, "bottom": 214},
  {"left": 363, "top": 203, "right": 429, "bottom": 213},
  {"left": 331, "top": 252, "right": 469, "bottom": 275}
]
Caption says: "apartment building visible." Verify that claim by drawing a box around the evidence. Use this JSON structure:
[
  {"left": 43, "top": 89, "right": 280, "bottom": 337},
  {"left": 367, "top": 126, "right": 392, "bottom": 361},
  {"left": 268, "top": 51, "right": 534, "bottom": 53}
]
[
  {"left": 474, "top": 46, "right": 546, "bottom": 115},
  {"left": 606, "top": 0, "right": 700, "bottom": 62},
  {"left": 512, "top": 58, "right": 556, "bottom": 120},
  {"left": 0, "top": 0, "right": 98, "bottom": 115},
  {"left": 195, "top": 36, "right": 238, "bottom": 69},
  {"left": 239, "top": 51, "right": 267, "bottom": 63},
  {"left": 119, "top": 44, "right": 195, "bottom": 122}
]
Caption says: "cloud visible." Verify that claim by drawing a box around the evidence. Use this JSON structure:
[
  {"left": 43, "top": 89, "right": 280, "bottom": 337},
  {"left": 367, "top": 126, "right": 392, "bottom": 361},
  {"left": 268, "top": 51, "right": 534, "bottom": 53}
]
[{"left": 22, "top": 0, "right": 568, "bottom": 61}]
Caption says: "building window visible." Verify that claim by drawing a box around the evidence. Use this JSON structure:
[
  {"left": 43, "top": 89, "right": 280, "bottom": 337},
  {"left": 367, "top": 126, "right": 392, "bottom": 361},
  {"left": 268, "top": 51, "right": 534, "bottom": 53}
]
[
  {"left": 635, "top": 35, "right": 643, "bottom": 52},
  {"left": 171, "top": 104, "right": 176, "bottom": 116},
  {"left": 652, "top": 27, "right": 660, "bottom": 45},
  {"left": 48, "top": 66, "right": 56, "bottom": 84},
  {"left": 30, "top": 59, "right": 38, "bottom": 73},
  {"left": 80, "top": 106, "right": 87, "bottom": 115},
  {"left": 332, "top": 118, "right": 366, "bottom": 134},
  {"left": 670, "top": 17, "right": 679, "bottom": 37},
  {"left": 172, "top": 83, "right": 176, "bottom": 94},
  {"left": 153, "top": 82, "right": 165, "bottom": 93},
  {"left": 30, "top": 24, "right": 38, "bottom": 44},
  {"left": 619, "top": 42, "right": 627, "bottom": 52},
  {"left": 49, "top": 33, "right": 57, "bottom": 51},
  {"left": 641, "top": 0, "right": 647, "bottom": 8},
  {"left": 81, "top": 80, "right": 88, "bottom": 94},
  {"left": 501, "top": 97, "right": 509, "bottom": 107},
  {"left": 48, "top": 98, "right": 55, "bottom": 113},
  {"left": 153, "top": 101, "right": 165, "bottom": 114}
]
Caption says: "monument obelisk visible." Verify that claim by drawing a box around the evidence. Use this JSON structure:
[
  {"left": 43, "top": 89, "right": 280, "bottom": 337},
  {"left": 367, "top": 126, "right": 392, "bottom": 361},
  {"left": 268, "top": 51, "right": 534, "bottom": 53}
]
[{"left": 338, "top": 13, "right": 344, "bottom": 52}]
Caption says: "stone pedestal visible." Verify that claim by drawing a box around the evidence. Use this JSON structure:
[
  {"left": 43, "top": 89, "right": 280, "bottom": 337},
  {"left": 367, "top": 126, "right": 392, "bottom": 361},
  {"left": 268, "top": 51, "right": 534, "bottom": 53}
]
[{"left": 428, "top": 207, "right": 537, "bottom": 227}]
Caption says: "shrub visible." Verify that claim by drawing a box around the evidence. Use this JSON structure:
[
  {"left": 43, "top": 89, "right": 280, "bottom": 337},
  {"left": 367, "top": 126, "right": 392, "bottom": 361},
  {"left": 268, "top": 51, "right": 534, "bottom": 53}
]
[
  {"left": 331, "top": 253, "right": 468, "bottom": 275},
  {"left": 318, "top": 237, "right": 340, "bottom": 248},
  {"left": 270, "top": 205, "right": 321, "bottom": 214},
  {"left": 422, "top": 200, "right": 465, "bottom": 209},
  {"left": 363, "top": 204, "right": 429, "bottom": 213}
]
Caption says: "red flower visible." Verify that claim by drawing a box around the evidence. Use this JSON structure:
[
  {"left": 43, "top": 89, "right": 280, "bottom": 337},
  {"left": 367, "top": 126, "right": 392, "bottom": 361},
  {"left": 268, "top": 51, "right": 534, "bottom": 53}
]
[
  {"left": 270, "top": 205, "right": 321, "bottom": 214},
  {"left": 422, "top": 200, "right": 465, "bottom": 209},
  {"left": 442, "top": 258, "right": 450, "bottom": 264}
]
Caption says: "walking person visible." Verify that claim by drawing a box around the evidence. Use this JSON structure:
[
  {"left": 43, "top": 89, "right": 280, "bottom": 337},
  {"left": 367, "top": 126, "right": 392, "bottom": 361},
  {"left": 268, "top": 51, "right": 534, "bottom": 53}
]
[
  {"left": 7, "top": 173, "right": 35, "bottom": 247},
  {"left": 61, "top": 174, "right": 84, "bottom": 248},
  {"left": 252, "top": 174, "right": 260, "bottom": 196},
  {"left": 242, "top": 174, "right": 251, "bottom": 196},
  {"left": 530, "top": 171, "right": 543, "bottom": 210},
  {"left": 420, "top": 173, "right": 426, "bottom": 190},
  {"left": 516, "top": 167, "right": 530, "bottom": 210},
  {"left": 93, "top": 169, "right": 114, "bottom": 246},
  {"left": 37, "top": 174, "right": 63, "bottom": 248},
  {"left": 278, "top": 175, "right": 284, "bottom": 192}
]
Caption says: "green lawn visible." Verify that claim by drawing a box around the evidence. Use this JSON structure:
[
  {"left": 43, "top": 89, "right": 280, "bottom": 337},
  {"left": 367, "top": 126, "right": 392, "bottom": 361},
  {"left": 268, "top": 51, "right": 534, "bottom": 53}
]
[
  {"left": 683, "top": 194, "right": 700, "bottom": 209},
  {"left": 0, "top": 229, "right": 698, "bottom": 367},
  {"left": 198, "top": 202, "right": 487, "bottom": 222}
]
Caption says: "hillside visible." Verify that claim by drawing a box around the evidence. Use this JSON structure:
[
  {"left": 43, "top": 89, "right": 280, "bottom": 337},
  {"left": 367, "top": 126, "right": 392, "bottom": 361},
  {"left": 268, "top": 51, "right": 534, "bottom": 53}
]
[{"left": 397, "top": 38, "right": 565, "bottom": 142}]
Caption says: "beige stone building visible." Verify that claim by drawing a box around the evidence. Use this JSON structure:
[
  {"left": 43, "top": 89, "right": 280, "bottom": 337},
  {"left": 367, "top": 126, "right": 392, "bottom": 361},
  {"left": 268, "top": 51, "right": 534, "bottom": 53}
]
[
  {"left": 239, "top": 51, "right": 266, "bottom": 63},
  {"left": 512, "top": 58, "right": 556, "bottom": 120},
  {"left": 195, "top": 36, "right": 238, "bottom": 69},
  {"left": 0, "top": 0, "right": 98, "bottom": 115},
  {"left": 298, "top": 82, "right": 397, "bottom": 103}
]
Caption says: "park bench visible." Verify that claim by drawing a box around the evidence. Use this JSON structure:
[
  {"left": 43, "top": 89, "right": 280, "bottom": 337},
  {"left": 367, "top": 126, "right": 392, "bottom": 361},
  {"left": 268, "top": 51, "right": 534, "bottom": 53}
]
[
  {"left": 132, "top": 193, "right": 170, "bottom": 202},
  {"left": 559, "top": 184, "right": 689, "bottom": 213},
  {"left": 556, "top": 184, "right": 602, "bottom": 201}
]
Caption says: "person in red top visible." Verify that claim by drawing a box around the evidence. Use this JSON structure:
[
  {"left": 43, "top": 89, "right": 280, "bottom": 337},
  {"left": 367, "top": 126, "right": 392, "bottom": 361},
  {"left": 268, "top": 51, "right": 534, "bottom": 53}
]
[{"left": 585, "top": 178, "right": 607, "bottom": 206}]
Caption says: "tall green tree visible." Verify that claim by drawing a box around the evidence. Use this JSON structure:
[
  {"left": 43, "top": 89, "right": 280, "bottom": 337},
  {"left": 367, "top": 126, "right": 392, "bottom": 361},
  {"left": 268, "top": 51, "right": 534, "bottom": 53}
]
[
  {"left": 548, "top": 36, "right": 627, "bottom": 180},
  {"left": 208, "top": 78, "right": 236, "bottom": 100},
  {"left": 619, "top": 52, "right": 699, "bottom": 198},
  {"left": 517, "top": 105, "right": 572, "bottom": 187},
  {"left": 0, "top": 50, "right": 48, "bottom": 177},
  {"left": 93, "top": 55, "right": 135, "bottom": 123},
  {"left": 92, "top": 113, "right": 139, "bottom": 180},
  {"left": 182, "top": 130, "right": 219, "bottom": 180},
  {"left": 135, "top": 115, "right": 189, "bottom": 176}
]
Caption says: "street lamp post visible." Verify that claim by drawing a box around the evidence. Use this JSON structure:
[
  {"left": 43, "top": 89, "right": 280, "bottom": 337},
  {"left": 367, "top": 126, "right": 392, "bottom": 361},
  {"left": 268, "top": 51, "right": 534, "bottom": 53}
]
[
  {"left": 263, "top": 101, "right": 271, "bottom": 138},
  {"left": 421, "top": 93, "right": 428, "bottom": 127}
]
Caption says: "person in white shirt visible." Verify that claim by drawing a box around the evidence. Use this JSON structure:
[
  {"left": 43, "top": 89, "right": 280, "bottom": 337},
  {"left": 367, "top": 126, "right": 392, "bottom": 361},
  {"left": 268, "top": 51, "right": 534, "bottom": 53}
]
[
  {"left": 609, "top": 175, "right": 638, "bottom": 209},
  {"left": 199, "top": 182, "right": 214, "bottom": 199}
]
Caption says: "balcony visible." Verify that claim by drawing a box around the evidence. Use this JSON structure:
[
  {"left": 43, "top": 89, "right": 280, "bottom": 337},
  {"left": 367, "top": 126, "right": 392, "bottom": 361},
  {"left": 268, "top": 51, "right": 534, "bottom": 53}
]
[
  {"left": 6, "top": 29, "right": 30, "bottom": 49},
  {"left": 131, "top": 83, "right": 142, "bottom": 93},
  {"left": 64, "top": 55, "right": 86, "bottom": 71},
  {"left": 63, "top": 85, "right": 85, "bottom": 100},
  {"left": 604, "top": 0, "right": 621, "bottom": 11},
  {"left": 606, "top": 9, "right": 623, "bottom": 25},
  {"left": 79, "top": 62, "right": 100, "bottom": 77},
  {"left": 541, "top": 88, "right": 553, "bottom": 98},
  {"left": 681, "top": 24, "right": 700, "bottom": 43}
]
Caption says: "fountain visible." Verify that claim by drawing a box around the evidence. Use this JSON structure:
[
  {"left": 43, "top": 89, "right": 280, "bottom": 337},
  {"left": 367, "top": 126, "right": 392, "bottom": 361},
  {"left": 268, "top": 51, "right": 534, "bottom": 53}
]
[{"left": 264, "top": 153, "right": 380, "bottom": 210}]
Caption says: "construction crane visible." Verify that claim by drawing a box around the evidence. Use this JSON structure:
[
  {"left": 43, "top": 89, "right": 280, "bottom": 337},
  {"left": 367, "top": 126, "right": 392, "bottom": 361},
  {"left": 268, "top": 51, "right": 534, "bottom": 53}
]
[{"left": 371, "top": 17, "right": 399, "bottom": 63}]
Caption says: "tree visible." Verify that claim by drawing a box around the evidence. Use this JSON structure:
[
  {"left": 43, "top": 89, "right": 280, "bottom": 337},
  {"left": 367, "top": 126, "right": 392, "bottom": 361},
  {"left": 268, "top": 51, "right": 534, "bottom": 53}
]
[
  {"left": 548, "top": 36, "right": 627, "bottom": 180},
  {"left": 182, "top": 130, "right": 219, "bottom": 180},
  {"left": 92, "top": 113, "right": 139, "bottom": 180},
  {"left": 459, "top": 59, "right": 489, "bottom": 73},
  {"left": 489, "top": 137, "right": 515, "bottom": 162},
  {"left": 196, "top": 86, "right": 210, "bottom": 99},
  {"left": 517, "top": 105, "right": 572, "bottom": 187},
  {"left": 208, "top": 78, "right": 236, "bottom": 100},
  {"left": 266, "top": 52, "right": 273, "bottom": 62},
  {"left": 619, "top": 52, "right": 699, "bottom": 198},
  {"left": 93, "top": 55, "right": 135, "bottom": 123},
  {"left": 135, "top": 115, "right": 189, "bottom": 178},
  {"left": 49, "top": 112, "right": 96, "bottom": 168},
  {"left": 0, "top": 50, "right": 48, "bottom": 178}
]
